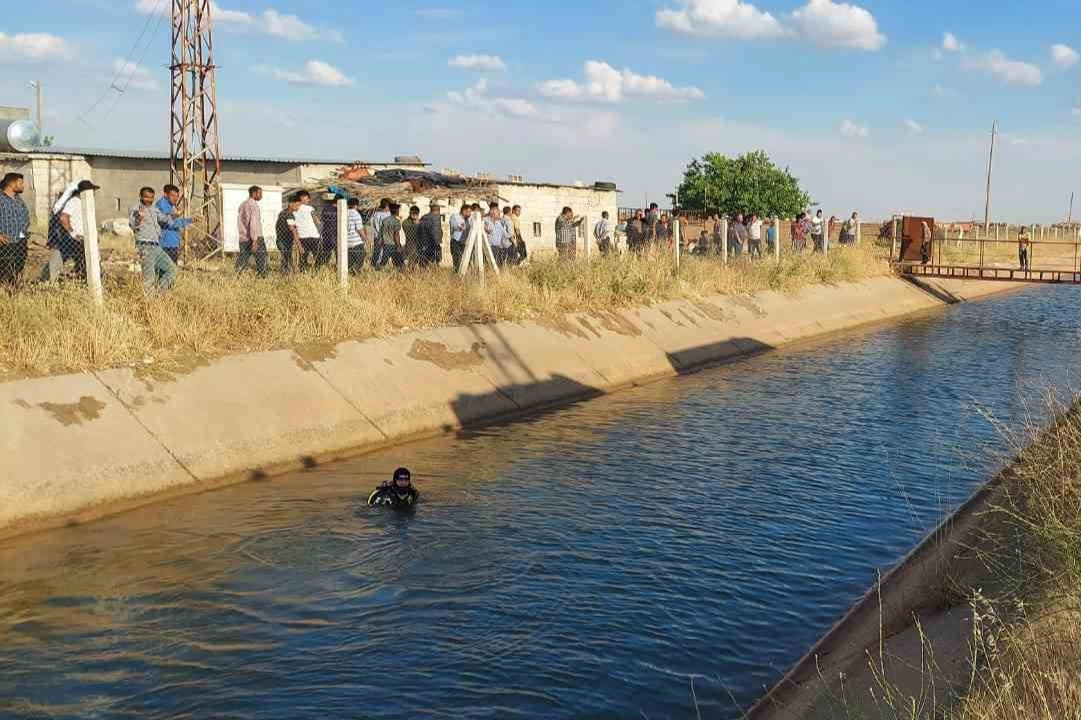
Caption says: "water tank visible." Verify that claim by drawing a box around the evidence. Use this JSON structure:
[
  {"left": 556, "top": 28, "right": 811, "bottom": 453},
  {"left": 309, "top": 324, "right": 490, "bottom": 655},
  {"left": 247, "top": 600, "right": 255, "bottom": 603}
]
[{"left": 0, "top": 120, "right": 41, "bottom": 152}]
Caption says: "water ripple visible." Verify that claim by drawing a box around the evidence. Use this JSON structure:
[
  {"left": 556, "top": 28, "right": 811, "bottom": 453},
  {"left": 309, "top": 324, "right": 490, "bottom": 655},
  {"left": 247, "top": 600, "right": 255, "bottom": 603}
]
[{"left": 0, "top": 286, "right": 1079, "bottom": 718}]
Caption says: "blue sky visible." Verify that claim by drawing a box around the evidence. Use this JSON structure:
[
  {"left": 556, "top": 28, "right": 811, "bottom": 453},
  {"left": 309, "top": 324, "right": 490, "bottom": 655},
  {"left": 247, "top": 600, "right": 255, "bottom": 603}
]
[{"left": 2, "top": 0, "right": 1080, "bottom": 221}]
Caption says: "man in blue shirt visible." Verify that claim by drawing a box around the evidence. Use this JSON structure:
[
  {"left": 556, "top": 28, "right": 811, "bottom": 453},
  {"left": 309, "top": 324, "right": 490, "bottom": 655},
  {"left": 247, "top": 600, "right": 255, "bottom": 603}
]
[{"left": 155, "top": 184, "right": 194, "bottom": 264}]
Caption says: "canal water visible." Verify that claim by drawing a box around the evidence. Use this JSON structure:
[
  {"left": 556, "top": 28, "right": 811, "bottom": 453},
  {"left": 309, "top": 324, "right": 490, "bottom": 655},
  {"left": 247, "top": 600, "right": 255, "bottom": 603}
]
[{"left": 2, "top": 286, "right": 1080, "bottom": 719}]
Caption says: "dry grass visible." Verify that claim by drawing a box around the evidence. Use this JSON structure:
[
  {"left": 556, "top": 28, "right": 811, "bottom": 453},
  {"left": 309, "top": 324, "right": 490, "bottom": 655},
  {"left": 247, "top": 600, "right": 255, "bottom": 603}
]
[
  {"left": 953, "top": 395, "right": 1081, "bottom": 719},
  {"left": 0, "top": 245, "right": 885, "bottom": 379}
]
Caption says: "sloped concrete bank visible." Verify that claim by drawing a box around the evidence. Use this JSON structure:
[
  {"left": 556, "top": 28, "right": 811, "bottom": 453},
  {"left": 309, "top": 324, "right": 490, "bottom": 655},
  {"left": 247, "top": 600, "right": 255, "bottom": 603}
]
[{"left": 1, "top": 276, "right": 1019, "bottom": 539}]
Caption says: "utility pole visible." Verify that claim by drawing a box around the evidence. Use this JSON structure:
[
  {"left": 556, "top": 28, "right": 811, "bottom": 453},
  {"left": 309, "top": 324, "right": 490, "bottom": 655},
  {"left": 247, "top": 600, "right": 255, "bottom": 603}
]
[
  {"left": 170, "top": 0, "right": 224, "bottom": 257},
  {"left": 28, "top": 80, "right": 42, "bottom": 138},
  {"left": 983, "top": 119, "right": 997, "bottom": 235},
  {"left": 1068, "top": 192, "right": 1074, "bottom": 225}
]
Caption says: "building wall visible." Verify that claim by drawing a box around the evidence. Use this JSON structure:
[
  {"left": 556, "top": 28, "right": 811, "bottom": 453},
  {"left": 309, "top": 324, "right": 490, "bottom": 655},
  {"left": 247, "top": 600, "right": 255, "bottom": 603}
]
[
  {"left": 380, "top": 184, "right": 618, "bottom": 264},
  {"left": 0, "top": 153, "right": 92, "bottom": 228},
  {"left": 495, "top": 184, "right": 619, "bottom": 256},
  {"left": 87, "top": 157, "right": 306, "bottom": 224}
]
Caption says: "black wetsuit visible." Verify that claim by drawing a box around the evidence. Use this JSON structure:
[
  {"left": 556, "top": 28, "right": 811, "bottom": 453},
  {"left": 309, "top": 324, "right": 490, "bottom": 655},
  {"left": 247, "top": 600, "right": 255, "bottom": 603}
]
[{"left": 368, "top": 485, "right": 419, "bottom": 509}]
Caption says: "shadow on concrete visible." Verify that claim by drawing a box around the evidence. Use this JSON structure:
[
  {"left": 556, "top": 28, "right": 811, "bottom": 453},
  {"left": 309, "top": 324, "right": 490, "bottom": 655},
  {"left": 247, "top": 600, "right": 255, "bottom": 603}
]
[
  {"left": 901, "top": 275, "right": 963, "bottom": 305},
  {"left": 243, "top": 335, "right": 779, "bottom": 477}
]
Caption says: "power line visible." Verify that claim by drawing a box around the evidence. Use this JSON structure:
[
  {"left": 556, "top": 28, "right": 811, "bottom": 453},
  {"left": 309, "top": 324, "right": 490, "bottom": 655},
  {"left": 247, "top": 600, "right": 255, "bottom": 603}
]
[
  {"left": 75, "top": 0, "right": 168, "bottom": 127},
  {"left": 100, "top": 4, "right": 170, "bottom": 121}
]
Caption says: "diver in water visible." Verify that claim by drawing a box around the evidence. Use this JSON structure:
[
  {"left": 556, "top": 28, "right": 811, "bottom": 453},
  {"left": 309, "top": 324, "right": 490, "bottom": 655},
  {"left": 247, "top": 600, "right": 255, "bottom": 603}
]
[{"left": 368, "top": 467, "right": 420, "bottom": 509}]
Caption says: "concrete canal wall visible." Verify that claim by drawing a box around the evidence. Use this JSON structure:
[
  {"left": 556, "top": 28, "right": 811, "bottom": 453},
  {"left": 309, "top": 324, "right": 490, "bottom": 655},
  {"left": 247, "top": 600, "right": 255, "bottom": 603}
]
[{"left": 0, "top": 276, "right": 1019, "bottom": 539}]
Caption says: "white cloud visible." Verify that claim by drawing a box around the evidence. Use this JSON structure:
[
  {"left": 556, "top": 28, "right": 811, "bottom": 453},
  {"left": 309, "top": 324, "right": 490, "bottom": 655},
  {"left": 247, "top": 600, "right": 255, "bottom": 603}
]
[
  {"left": 139, "top": 3, "right": 340, "bottom": 41},
  {"left": 538, "top": 60, "right": 704, "bottom": 103},
  {"left": 904, "top": 119, "right": 924, "bottom": 134},
  {"left": 252, "top": 60, "right": 354, "bottom": 87},
  {"left": 211, "top": 2, "right": 254, "bottom": 23},
  {"left": 0, "top": 32, "right": 74, "bottom": 62},
  {"left": 441, "top": 78, "right": 553, "bottom": 121},
  {"left": 1072, "top": 107, "right": 1081, "bottom": 117},
  {"left": 942, "top": 32, "right": 963, "bottom": 53},
  {"left": 1051, "top": 43, "right": 1079, "bottom": 70},
  {"left": 113, "top": 58, "right": 160, "bottom": 92},
  {"left": 932, "top": 84, "right": 955, "bottom": 97},
  {"left": 962, "top": 50, "right": 1042, "bottom": 86},
  {"left": 448, "top": 54, "right": 506, "bottom": 71},
  {"left": 536, "top": 79, "right": 585, "bottom": 99},
  {"left": 655, "top": 0, "right": 784, "bottom": 40},
  {"left": 840, "top": 118, "right": 869, "bottom": 138},
  {"left": 791, "top": 0, "right": 886, "bottom": 51},
  {"left": 263, "top": 9, "right": 317, "bottom": 40},
  {"left": 136, "top": 0, "right": 252, "bottom": 23}
]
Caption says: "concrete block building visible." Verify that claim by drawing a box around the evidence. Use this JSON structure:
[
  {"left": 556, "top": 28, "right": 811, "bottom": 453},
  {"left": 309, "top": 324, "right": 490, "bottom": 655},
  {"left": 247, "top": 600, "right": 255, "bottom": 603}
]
[{"left": 0, "top": 147, "right": 619, "bottom": 258}]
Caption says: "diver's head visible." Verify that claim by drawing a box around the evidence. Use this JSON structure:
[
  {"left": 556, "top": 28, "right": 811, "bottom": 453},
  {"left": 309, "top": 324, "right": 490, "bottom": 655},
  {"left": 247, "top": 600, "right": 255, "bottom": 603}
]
[{"left": 393, "top": 467, "right": 412, "bottom": 489}]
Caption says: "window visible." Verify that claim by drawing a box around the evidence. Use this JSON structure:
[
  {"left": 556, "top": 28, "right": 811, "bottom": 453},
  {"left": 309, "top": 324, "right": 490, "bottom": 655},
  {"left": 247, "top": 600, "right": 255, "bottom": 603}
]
[
  {"left": 115, "top": 198, "right": 121, "bottom": 211},
  {"left": 532, "top": 222, "right": 542, "bottom": 238}
]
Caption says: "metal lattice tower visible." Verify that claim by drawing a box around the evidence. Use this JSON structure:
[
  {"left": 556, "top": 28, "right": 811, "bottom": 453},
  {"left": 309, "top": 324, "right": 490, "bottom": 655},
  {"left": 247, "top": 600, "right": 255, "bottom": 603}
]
[{"left": 169, "top": 0, "right": 223, "bottom": 255}]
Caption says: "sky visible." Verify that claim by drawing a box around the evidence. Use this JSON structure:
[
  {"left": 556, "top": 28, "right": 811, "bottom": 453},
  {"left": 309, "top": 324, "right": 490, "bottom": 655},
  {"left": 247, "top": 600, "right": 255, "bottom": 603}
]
[{"left": 2, "top": 0, "right": 1080, "bottom": 221}]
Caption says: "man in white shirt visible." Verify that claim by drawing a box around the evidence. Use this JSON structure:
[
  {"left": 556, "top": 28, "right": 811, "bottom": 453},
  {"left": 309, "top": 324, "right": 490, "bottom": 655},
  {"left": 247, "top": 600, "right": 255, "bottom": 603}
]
[
  {"left": 292, "top": 190, "right": 321, "bottom": 271},
  {"left": 594, "top": 211, "right": 614, "bottom": 256},
  {"left": 747, "top": 213, "right": 763, "bottom": 258},
  {"left": 810, "top": 210, "right": 825, "bottom": 253},
  {"left": 41, "top": 179, "right": 99, "bottom": 282},
  {"left": 369, "top": 197, "right": 392, "bottom": 269},
  {"left": 346, "top": 198, "right": 366, "bottom": 273},
  {"left": 484, "top": 206, "right": 512, "bottom": 267},
  {"left": 448, "top": 204, "right": 470, "bottom": 271}
]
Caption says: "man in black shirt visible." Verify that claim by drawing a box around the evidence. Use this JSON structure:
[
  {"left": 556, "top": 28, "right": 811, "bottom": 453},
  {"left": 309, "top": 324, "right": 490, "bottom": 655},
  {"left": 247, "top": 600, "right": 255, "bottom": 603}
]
[{"left": 368, "top": 467, "right": 420, "bottom": 509}]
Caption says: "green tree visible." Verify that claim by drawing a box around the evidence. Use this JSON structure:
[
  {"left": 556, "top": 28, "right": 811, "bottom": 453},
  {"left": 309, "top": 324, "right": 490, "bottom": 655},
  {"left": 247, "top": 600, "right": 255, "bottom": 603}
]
[{"left": 675, "top": 150, "right": 812, "bottom": 218}]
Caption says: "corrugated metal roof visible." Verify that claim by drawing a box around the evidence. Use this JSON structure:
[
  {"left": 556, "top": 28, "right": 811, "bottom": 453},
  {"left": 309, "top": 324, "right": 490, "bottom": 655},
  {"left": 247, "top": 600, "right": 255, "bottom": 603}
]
[{"left": 42, "top": 146, "right": 428, "bottom": 166}]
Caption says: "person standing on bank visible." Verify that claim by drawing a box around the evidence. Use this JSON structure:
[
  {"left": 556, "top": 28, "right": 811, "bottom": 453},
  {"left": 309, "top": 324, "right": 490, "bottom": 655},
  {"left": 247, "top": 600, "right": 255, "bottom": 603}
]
[
  {"left": 810, "top": 209, "right": 825, "bottom": 253},
  {"left": 318, "top": 194, "right": 340, "bottom": 270},
  {"left": 1018, "top": 225, "right": 1031, "bottom": 272},
  {"left": 449, "top": 203, "right": 469, "bottom": 271},
  {"left": 418, "top": 202, "right": 443, "bottom": 268},
  {"left": 747, "top": 213, "right": 763, "bottom": 258},
  {"left": 155, "top": 184, "right": 194, "bottom": 266},
  {"left": 510, "top": 205, "right": 526, "bottom": 264},
  {"left": 402, "top": 205, "right": 422, "bottom": 267},
  {"left": 377, "top": 203, "right": 405, "bottom": 270},
  {"left": 345, "top": 198, "right": 367, "bottom": 273},
  {"left": 276, "top": 194, "right": 302, "bottom": 274},
  {"left": 41, "top": 179, "right": 97, "bottom": 282},
  {"left": 485, "top": 205, "right": 512, "bottom": 267},
  {"left": 130, "top": 186, "right": 178, "bottom": 292},
  {"left": 293, "top": 190, "right": 321, "bottom": 272},
  {"left": 236, "top": 185, "right": 267, "bottom": 278},
  {"left": 555, "top": 206, "right": 583, "bottom": 260},
  {"left": 0, "top": 172, "right": 31, "bottom": 287},
  {"left": 369, "top": 198, "right": 392, "bottom": 269},
  {"left": 594, "top": 211, "right": 614, "bottom": 257}
]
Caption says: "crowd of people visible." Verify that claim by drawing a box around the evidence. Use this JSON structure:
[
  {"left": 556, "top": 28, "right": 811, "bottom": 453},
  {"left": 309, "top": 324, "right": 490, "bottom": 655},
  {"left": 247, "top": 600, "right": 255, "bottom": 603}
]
[{"left": 0, "top": 171, "right": 865, "bottom": 295}]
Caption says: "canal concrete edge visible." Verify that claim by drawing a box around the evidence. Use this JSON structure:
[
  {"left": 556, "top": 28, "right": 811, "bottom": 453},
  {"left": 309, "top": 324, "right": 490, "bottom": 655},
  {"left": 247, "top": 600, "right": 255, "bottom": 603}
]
[{"left": 0, "top": 276, "right": 1021, "bottom": 539}]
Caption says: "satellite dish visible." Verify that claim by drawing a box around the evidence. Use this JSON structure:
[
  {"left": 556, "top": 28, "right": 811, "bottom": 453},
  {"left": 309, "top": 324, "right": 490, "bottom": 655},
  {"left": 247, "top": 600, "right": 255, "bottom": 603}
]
[{"left": 0, "top": 120, "right": 42, "bottom": 152}]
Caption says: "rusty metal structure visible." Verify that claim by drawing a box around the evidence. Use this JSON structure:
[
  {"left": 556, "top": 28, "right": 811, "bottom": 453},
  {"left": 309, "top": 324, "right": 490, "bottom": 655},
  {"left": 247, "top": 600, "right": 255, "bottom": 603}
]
[{"left": 169, "top": 0, "right": 223, "bottom": 256}]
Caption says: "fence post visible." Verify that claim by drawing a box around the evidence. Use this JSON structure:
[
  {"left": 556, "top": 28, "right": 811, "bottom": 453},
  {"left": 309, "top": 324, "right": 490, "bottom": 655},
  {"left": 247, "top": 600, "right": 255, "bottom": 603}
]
[
  {"left": 774, "top": 217, "right": 781, "bottom": 264},
  {"left": 891, "top": 216, "right": 899, "bottom": 262},
  {"left": 673, "top": 217, "right": 681, "bottom": 272},
  {"left": 336, "top": 198, "right": 348, "bottom": 290},
  {"left": 721, "top": 218, "right": 729, "bottom": 265},
  {"left": 81, "top": 190, "right": 103, "bottom": 306}
]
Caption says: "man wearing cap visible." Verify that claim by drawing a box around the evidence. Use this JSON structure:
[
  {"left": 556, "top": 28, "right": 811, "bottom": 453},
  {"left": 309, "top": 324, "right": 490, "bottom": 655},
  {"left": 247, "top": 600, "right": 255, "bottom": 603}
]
[
  {"left": 40, "top": 179, "right": 98, "bottom": 282},
  {"left": 130, "top": 186, "right": 178, "bottom": 292},
  {"left": 418, "top": 201, "right": 444, "bottom": 268},
  {"left": 368, "top": 467, "right": 420, "bottom": 509},
  {"left": 0, "top": 172, "right": 30, "bottom": 286}
]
